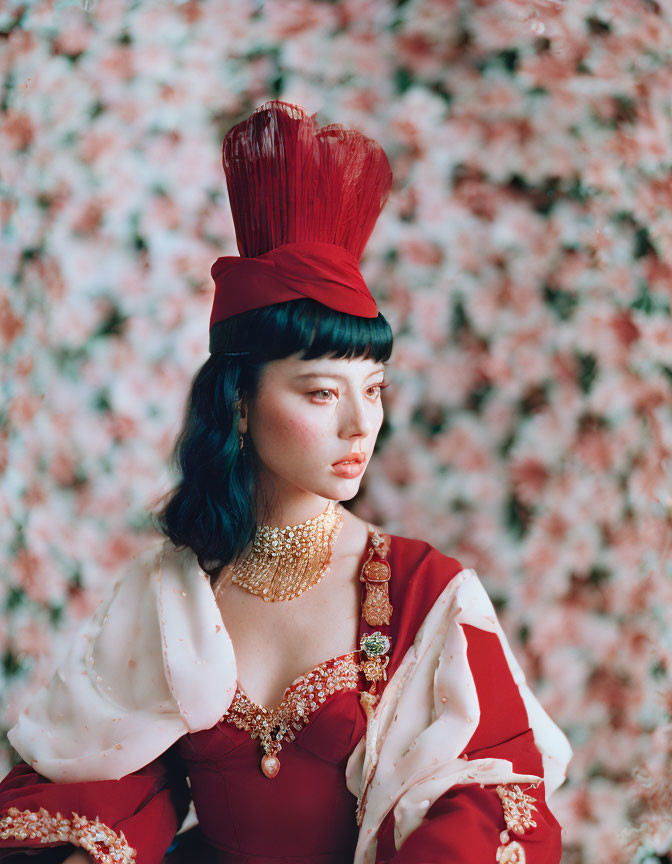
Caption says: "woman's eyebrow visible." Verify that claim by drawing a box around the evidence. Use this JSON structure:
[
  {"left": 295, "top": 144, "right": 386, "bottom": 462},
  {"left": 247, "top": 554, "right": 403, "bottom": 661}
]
[{"left": 295, "top": 369, "right": 385, "bottom": 381}]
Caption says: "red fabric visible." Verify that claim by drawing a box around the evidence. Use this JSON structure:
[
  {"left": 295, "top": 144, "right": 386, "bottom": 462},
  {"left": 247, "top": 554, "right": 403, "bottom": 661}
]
[
  {"left": 209, "top": 240, "right": 377, "bottom": 328},
  {"left": 210, "top": 100, "right": 392, "bottom": 325},
  {"left": 0, "top": 750, "right": 189, "bottom": 863},
  {"left": 0, "top": 536, "right": 562, "bottom": 863},
  {"left": 373, "top": 625, "right": 563, "bottom": 863}
]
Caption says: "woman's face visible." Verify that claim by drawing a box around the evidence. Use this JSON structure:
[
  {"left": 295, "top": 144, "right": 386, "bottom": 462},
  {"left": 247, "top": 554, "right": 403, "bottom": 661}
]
[{"left": 240, "top": 353, "right": 387, "bottom": 518}]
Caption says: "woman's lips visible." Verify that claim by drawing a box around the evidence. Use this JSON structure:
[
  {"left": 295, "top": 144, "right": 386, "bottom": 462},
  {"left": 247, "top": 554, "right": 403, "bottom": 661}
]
[{"left": 331, "top": 459, "right": 366, "bottom": 478}]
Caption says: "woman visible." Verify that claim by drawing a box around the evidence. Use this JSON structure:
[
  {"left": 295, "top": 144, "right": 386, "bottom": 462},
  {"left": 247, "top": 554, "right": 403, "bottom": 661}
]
[{"left": 0, "top": 101, "right": 572, "bottom": 864}]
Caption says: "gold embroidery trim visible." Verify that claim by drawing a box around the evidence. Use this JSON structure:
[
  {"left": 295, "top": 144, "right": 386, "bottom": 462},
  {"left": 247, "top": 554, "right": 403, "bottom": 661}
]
[
  {"left": 0, "top": 806, "right": 137, "bottom": 862},
  {"left": 495, "top": 783, "right": 539, "bottom": 863},
  {"left": 496, "top": 840, "right": 526, "bottom": 863},
  {"left": 354, "top": 546, "right": 393, "bottom": 825},
  {"left": 220, "top": 651, "right": 362, "bottom": 759}
]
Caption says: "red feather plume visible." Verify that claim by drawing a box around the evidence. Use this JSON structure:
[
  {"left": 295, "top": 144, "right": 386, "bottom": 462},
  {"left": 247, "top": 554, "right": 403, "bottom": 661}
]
[{"left": 222, "top": 100, "right": 393, "bottom": 261}]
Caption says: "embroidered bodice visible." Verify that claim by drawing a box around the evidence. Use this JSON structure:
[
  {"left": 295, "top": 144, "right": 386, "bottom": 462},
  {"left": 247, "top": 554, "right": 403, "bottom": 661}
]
[
  {"left": 169, "top": 524, "right": 394, "bottom": 860},
  {"left": 210, "top": 524, "right": 393, "bottom": 781},
  {"left": 221, "top": 650, "right": 363, "bottom": 761}
]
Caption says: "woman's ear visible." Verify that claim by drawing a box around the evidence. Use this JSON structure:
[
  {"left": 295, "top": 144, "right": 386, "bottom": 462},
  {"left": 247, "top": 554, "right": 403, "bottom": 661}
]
[{"left": 236, "top": 392, "right": 248, "bottom": 434}]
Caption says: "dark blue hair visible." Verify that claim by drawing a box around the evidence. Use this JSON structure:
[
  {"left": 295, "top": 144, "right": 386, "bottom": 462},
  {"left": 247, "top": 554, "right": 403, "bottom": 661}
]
[{"left": 152, "top": 299, "right": 393, "bottom": 579}]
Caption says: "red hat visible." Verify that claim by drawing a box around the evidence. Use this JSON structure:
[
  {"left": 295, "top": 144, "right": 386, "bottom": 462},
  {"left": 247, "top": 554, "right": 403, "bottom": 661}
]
[{"left": 209, "top": 100, "right": 393, "bottom": 349}]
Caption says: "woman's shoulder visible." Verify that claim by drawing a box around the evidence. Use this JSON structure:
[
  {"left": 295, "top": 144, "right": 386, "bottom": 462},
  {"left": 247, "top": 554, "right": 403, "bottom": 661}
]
[
  {"left": 385, "top": 531, "right": 466, "bottom": 616},
  {"left": 387, "top": 531, "right": 464, "bottom": 578},
  {"left": 7, "top": 532, "right": 237, "bottom": 783}
]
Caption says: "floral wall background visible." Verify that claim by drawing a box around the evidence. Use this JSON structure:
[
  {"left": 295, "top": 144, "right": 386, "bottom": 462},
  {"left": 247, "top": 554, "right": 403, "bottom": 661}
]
[{"left": 2, "top": 0, "right": 671, "bottom": 861}]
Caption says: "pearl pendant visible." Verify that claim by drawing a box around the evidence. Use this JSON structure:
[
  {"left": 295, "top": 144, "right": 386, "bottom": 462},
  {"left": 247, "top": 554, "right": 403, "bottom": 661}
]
[{"left": 261, "top": 753, "right": 280, "bottom": 778}]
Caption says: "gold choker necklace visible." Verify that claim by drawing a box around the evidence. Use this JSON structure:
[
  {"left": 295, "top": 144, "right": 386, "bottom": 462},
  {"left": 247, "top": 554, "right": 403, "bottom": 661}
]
[{"left": 226, "top": 500, "right": 344, "bottom": 602}]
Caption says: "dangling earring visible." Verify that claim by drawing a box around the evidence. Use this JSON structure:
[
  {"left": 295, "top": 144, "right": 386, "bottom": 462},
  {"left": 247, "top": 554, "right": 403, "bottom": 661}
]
[{"left": 233, "top": 390, "right": 245, "bottom": 452}]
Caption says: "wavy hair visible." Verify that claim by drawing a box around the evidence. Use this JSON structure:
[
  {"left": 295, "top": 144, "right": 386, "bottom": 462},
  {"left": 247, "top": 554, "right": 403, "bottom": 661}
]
[{"left": 152, "top": 298, "right": 393, "bottom": 579}]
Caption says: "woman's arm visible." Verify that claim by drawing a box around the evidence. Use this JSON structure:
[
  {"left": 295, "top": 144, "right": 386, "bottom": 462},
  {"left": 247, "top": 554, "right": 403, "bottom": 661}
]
[
  {"left": 375, "top": 625, "right": 563, "bottom": 862},
  {"left": 0, "top": 746, "right": 190, "bottom": 863}
]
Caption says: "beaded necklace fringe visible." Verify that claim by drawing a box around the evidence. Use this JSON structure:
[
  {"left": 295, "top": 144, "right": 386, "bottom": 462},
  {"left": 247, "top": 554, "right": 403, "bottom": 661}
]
[{"left": 227, "top": 499, "right": 344, "bottom": 602}]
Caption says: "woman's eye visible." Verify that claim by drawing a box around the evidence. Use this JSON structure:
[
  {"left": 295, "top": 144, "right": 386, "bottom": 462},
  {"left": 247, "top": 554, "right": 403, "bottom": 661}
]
[
  {"left": 368, "top": 382, "right": 390, "bottom": 398},
  {"left": 310, "top": 382, "right": 389, "bottom": 402}
]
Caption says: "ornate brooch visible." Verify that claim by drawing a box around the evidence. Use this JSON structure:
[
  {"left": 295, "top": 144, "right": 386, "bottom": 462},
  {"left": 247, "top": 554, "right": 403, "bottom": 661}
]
[
  {"left": 360, "top": 631, "right": 391, "bottom": 685},
  {"left": 360, "top": 530, "right": 393, "bottom": 626}
]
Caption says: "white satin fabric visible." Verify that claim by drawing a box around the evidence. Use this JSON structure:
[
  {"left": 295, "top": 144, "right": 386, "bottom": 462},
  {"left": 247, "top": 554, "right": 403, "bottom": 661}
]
[
  {"left": 344, "top": 567, "right": 573, "bottom": 864},
  {"left": 7, "top": 541, "right": 571, "bottom": 862},
  {"left": 8, "top": 538, "right": 237, "bottom": 782}
]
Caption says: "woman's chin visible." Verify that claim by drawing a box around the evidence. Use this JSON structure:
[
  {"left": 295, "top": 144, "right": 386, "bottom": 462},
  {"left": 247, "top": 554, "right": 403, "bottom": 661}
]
[
  {"left": 327, "top": 476, "right": 364, "bottom": 498},
  {"left": 297, "top": 479, "right": 361, "bottom": 503}
]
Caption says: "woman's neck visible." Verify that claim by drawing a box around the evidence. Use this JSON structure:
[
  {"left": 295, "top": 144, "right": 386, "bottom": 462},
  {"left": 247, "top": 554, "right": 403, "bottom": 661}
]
[
  {"left": 256, "top": 497, "right": 334, "bottom": 529},
  {"left": 255, "top": 478, "right": 335, "bottom": 529}
]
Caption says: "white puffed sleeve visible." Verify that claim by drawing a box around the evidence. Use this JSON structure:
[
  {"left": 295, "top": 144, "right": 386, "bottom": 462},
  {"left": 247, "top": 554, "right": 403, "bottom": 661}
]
[{"left": 7, "top": 537, "right": 237, "bottom": 783}]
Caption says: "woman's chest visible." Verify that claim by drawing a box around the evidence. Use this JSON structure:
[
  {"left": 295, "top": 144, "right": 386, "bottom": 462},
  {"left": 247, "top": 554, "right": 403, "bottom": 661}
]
[
  {"left": 177, "top": 690, "right": 366, "bottom": 858},
  {"left": 215, "top": 555, "right": 364, "bottom": 709}
]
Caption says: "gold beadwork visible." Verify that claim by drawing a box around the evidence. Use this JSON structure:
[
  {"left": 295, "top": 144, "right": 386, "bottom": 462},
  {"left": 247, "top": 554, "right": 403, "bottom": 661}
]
[
  {"left": 496, "top": 841, "right": 526, "bottom": 863},
  {"left": 362, "top": 581, "right": 393, "bottom": 625},
  {"left": 220, "top": 652, "right": 362, "bottom": 777},
  {"left": 0, "top": 806, "right": 137, "bottom": 862},
  {"left": 363, "top": 560, "right": 390, "bottom": 581},
  {"left": 360, "top": 532, "right": 392, "bottom": 625},
  {"left": 496, "top": 783, "right": 538, "bottom": 835},
  {"left": 495, "top": 784, "right": 538, "bottom": 863},
  {"left": 220, "top": 499, "right": 344, "bottom": 602},
  {"left": 361, "top": 657, "right": 388, "bottom": 681}
]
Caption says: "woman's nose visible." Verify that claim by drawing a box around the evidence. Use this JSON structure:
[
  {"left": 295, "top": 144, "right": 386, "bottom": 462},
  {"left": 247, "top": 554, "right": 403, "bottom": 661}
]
[{"left": 339, "top": 396, "right": 373, "bottom": 439}]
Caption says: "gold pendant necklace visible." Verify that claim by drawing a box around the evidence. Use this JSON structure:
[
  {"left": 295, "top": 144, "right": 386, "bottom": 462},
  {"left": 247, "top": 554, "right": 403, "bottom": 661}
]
[{"left": 226, "top": 499, "right": 344, "bottom": 601}]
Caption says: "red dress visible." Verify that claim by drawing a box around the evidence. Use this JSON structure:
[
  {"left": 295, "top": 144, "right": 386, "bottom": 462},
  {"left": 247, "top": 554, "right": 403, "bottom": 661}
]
[{"left": 0, "top": 534, "right": 565, "bottom": 863}]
